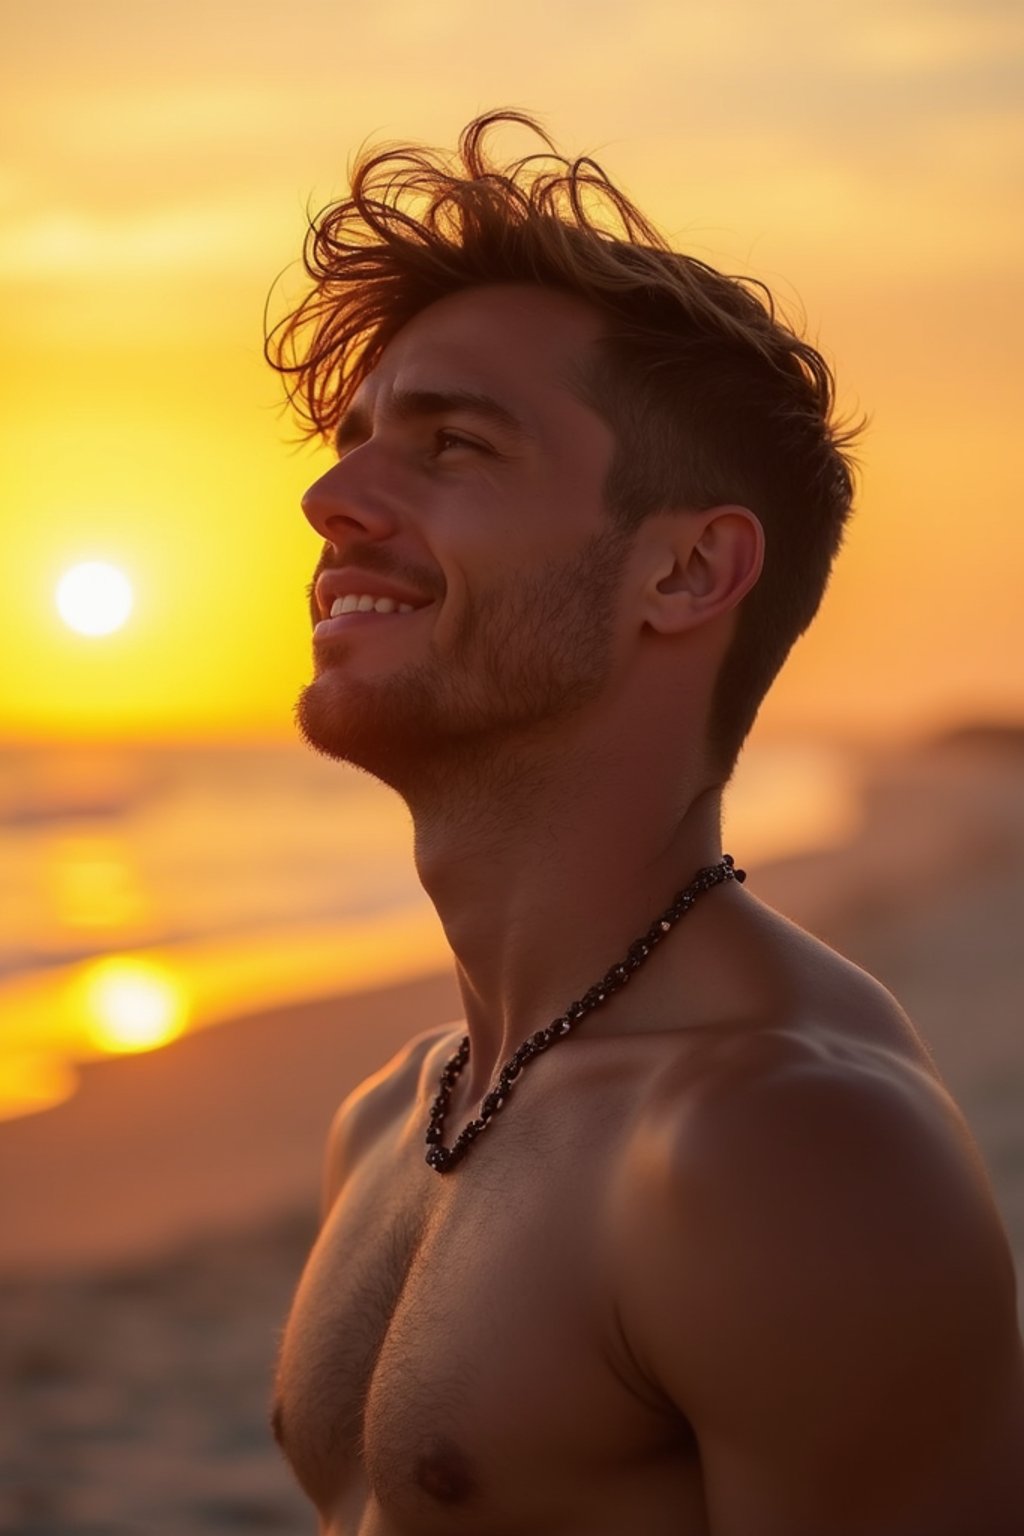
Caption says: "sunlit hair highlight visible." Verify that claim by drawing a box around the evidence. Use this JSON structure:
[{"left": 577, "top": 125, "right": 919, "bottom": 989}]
[{"left": 265, "top": 108, "right": 866, "bottom": 778}]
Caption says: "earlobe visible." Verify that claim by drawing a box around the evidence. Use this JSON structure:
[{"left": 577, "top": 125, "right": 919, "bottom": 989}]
[{"left": 644, "top": 505, "right": 764, "bottom": 635}]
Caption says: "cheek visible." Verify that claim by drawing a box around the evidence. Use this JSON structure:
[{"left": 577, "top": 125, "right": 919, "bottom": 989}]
[{"left": 428, "top": 467, "right": 607, "bottom": 607}]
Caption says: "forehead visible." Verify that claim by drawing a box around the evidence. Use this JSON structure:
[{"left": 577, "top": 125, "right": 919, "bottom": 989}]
[{"left": 356, "top": 284, "right": 606, "bottom": 428}]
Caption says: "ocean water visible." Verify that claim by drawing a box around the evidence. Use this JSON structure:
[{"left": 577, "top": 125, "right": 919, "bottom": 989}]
[{"left": 0, "top": 736, "right": 865, "bottom": 1119}]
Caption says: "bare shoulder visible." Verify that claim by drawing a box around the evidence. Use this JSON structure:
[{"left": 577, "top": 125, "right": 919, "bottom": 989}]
[
  {"left": 629, "top": 966, "right": 1011, "bottom": 1289},
  {"left": 615, "top": 886, "right": 972, "bottom": 1252},
  {"left": 615, "top": 989, "right": 1024, "bottom": 1531},
  {"left": 320, "top": 1021, "right": 462, "bottom": 1218},
  {"left": 642, "top": 1006, "right": 1010, "bottom": 1257}
]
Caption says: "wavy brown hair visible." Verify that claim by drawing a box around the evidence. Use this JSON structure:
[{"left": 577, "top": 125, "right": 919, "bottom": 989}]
[{"left": 264, "top": 107, "right": 866, "bottom": 778}]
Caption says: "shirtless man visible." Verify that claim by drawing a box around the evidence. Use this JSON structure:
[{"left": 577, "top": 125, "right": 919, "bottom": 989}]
[{"left": 264, "top": 110, "right": 1024, "bottom": 1533}]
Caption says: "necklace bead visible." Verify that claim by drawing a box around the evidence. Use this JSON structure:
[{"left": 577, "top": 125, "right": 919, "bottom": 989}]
[{"left": 424, "top": 855, "right": 744, "bottom": 1173}]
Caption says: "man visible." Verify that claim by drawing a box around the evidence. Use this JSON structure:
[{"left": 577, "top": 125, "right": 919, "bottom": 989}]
[{"left": 265, "top": 110, "right": 1024, "bottom": 1533}]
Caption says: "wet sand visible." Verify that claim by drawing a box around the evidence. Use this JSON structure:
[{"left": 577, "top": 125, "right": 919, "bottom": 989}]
[{"left": 2, "top": 726, "right": 1023, "bottom": 1533}]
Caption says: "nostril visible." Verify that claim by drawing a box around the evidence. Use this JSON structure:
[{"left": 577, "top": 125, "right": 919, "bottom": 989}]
[{"left": 301, "top": 459, "right": 398, "bottom": 542}]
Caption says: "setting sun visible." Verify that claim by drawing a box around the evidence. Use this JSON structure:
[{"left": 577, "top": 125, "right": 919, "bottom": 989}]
[{"left": 55, "top": 561, "right": 134, "bottom": 637}]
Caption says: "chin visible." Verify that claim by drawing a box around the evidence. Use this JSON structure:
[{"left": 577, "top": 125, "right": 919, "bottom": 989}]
[
  {"left": 293, "top": 668, "right": 465, "bottom": 795},
  {"left": 295, "top": 675, "right": 394, "bottom": 775},
  {"left": 293, "top": 633, "right": 614, "bottom": 793}
]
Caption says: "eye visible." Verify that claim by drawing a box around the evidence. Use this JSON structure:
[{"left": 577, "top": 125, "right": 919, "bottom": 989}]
[{"left": 433, "top": 429, "right": 483, "bottom": 455}]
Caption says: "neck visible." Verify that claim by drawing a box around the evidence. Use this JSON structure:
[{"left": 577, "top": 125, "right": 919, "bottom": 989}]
[{"left": 406, "top": 718, "right": 725, "bottom": 1107}]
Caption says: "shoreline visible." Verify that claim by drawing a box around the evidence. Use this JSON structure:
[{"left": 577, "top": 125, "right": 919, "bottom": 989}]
[
  {"left": 2, "top": 729, "right": 1023, "bottom": 1282},
  {"left": 0, "top": 968, "right": 461, "bottom": 1278}
]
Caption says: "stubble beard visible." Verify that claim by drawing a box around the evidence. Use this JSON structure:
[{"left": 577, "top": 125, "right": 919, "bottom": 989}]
[{"left": 293, "top": 523, "right": 635, "bottom": 800}]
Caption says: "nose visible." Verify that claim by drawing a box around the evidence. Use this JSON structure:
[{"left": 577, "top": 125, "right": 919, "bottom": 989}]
[{"left": 300, "top": 457, "right": 398, "bottom": 545}]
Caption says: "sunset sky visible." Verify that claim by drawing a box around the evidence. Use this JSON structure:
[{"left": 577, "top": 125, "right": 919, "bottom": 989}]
[{"left": 2, "top": 0, "right": 1022, "bottom": 746}]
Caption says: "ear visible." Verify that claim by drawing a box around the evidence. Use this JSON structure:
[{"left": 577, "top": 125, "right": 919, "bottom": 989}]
[{"left": 638, "top": 505, "right": 764, "bottom": 636}]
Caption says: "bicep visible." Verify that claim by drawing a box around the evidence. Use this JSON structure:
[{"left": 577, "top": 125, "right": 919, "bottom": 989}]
[
  {"left": 623, "top": 1061, "right": 1024, "bottom": 1534},
  {"left": 695, "top": 1252, "right": 1024, "bottom": 1536}
]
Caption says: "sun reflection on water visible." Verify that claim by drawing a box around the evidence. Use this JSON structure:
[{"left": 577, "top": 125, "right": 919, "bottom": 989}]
[
  {"left": 0, "top": 1052, "right": 78, "bottom": 1121},
  {"left": 0, "top": 736, "right": 866, "bottom": 1121},
  {"left": 73, "top": 954, "right": 191, "bottom": 1055}
]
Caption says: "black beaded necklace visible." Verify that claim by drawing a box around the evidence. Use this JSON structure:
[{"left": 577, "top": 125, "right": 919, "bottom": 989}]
[{"left": 425, "top": 854, "right": 745, "bottom": 1172}]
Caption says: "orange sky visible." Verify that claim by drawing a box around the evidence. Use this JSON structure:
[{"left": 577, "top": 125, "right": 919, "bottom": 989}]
[{"left": 2, "top": 0, "right": 1022, "bottom": 747}]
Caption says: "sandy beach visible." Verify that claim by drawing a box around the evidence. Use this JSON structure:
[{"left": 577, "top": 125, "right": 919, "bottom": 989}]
[
  {"left": 2, "top": 726, "right": 1023, "bottom": 1533},
  {"left": 0, "top": 971, "right": 462, "bottom": 1535}
]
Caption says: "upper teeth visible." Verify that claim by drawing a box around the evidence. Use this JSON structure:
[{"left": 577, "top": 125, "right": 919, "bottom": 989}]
[{"left": 329, "top": 595, "right": 415, "bottom": 617}]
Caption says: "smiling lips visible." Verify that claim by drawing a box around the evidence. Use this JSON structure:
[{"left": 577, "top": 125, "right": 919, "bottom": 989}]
[
  {"left": 329, "top": 593, "right": 415, "bottom": 617},
  {"left": 312, "top": 570, "right": 433, "bottom": 643},
  {"left": 313, "top": 568, "right": 433, "bottom": 621}
]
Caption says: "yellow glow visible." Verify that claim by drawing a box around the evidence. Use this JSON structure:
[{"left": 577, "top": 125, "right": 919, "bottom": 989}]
[
  {"left": 725, "top": 740, "right": 863, "bottom": 864},
  {"left": 0, "top": 904, "right": 451, "bottom": 1118},
  {"left": 56, "top": 561, "right": 134, "bottom": 637},
  {"left": 48, "top": 832, "right": 151, "bottom": 935},
  {"left": 75, "top": 955, "right": 190, "bottom": 1055},
  {"left": 0, "top": 8, "right": 1021, "bottom": 744},
  {"left": 0, "top": 1052, "right": 78, "bottom": 1123}
]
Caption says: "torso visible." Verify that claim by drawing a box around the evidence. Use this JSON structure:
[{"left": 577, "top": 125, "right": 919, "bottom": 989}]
[{"left": 271, "top": 889, "right": 946, "bottom": 1534}]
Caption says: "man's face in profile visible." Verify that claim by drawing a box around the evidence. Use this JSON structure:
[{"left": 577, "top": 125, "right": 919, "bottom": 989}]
[{"left": 294, "top": 284, "right": 634, "bottom": 789}]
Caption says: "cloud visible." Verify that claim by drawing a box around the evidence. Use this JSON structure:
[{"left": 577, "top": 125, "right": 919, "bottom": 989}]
[
  {"left": 2, "top": 0, "right": 1020, "bottom": 297},
  {"left": 0, "top": 194, "right": 279, "bottom": 280}
]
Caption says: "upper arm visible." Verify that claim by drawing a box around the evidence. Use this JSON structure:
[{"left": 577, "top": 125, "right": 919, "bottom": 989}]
[
  {"left": 621, "top": 1046, "right": 1024, "bottom": 1535},
  {"left": 320, "top": 1022, "right": 457, "bottom": 1222}
]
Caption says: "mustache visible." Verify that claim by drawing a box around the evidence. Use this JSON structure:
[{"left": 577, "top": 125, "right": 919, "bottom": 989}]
[{"left": 306, "top": 542, "right": 444, "bottom": 613}]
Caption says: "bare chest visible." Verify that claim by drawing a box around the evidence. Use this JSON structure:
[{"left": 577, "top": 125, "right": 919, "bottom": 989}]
[{"left": 273, "top": 1059, "right": 703, "bottom": 1533}]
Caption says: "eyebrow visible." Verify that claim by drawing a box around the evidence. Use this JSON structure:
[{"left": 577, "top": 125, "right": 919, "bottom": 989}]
[{"left": 333, "top": 386, "right": 538, "bottom": 454}]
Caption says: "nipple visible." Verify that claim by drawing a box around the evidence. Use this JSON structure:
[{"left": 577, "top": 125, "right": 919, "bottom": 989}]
[{"left": 413, "top": 1437, "right": 478, "bottom": 1503}]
